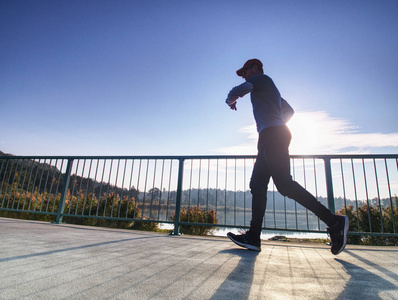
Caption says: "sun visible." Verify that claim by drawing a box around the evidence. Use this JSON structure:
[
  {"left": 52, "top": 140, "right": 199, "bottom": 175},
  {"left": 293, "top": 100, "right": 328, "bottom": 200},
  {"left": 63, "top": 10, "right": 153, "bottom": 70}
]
[
  {"left": 219, "top": 110, "right": 365, "bottom": 155},
  {"left": 288, "top": 111, "right": 342, "bottom": 155}
]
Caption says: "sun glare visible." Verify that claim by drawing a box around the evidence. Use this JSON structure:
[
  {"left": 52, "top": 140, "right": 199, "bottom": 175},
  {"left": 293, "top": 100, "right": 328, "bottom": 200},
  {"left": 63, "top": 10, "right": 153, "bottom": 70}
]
[
  {"left": 218, "top": 111, "right": 398, "bottom": 155},
  {"left": 287, "top": 111, "right": 351, "bottom": 155}
]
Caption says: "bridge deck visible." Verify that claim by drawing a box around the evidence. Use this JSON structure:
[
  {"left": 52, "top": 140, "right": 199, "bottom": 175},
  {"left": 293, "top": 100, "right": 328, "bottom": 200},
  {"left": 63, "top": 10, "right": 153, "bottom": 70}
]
[{"left": 1, "top": 217, "right": 397, "bottom": 299}]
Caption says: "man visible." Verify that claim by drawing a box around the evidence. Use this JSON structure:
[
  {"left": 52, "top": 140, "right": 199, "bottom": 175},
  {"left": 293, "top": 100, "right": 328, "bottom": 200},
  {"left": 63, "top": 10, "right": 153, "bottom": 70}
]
[{"left": 225, "top": 59, "right": 349, "bottom": 255}]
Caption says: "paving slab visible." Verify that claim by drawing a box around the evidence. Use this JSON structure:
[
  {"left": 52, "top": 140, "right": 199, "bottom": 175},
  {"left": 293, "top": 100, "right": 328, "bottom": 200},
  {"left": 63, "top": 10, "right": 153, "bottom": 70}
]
[{"left": 1, "top": 217, "right": 397, "bottom": 300}]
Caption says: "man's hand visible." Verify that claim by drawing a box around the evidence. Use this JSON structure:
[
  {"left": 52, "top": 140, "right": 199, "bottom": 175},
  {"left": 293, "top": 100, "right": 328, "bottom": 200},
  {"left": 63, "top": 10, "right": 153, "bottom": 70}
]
[{"left": 229, "top": 103, "right": 237, "bottom": 111}]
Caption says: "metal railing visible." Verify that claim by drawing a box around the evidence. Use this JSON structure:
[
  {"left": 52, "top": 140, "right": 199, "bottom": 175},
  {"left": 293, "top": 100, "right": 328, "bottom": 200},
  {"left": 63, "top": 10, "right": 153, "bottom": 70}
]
[{"left": 1, "top": 154, "right": 397, "bottom": 237}]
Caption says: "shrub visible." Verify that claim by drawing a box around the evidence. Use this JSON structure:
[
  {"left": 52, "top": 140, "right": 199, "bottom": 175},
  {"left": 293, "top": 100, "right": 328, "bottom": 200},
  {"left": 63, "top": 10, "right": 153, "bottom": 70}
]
[
  {"left": 337, "top": 202, "right": 398, "bottom": 246},
  {"left": 131, "top": 216, "right": 159, "bottom": 231},
  {"left": 171, "top": 206, "right": 218, "bottom": 236}
]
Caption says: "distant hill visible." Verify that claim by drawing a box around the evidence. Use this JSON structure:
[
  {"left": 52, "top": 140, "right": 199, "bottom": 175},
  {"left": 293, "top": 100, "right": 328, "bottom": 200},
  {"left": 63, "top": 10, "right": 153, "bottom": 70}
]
[{"left": 0, "top": 150, "right": 13, "bottom": 156}]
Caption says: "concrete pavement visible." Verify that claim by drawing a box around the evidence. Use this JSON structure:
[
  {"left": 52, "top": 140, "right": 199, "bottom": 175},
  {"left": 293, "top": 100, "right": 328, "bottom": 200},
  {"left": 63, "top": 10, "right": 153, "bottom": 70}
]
[{"left": 1, "top": 217, "right": 397, "bottom": 299}]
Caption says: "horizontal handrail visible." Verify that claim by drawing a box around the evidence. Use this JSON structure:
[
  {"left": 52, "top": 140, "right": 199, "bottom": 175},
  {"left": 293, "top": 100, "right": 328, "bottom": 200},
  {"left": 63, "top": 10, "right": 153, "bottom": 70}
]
[{"left": 2, "top": 154, "right": 397, "bottom": 159}]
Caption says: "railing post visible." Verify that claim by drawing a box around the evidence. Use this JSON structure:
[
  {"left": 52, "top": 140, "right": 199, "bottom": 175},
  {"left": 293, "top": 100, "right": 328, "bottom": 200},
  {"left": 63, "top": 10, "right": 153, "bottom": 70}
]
[
  {"left": 324, "top": 157, "right": 335, "bottom": 214},
  {"left": 55, "top": 158, "right": 73, "bottom": 224},
  {"left": 172, "top": 158, "right": 184, "bottom": 235}
]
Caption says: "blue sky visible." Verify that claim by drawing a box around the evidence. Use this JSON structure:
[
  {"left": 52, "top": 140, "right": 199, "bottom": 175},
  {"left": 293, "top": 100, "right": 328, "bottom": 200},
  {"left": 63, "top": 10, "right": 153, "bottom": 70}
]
[{"left": 1, "top": 0, "right": 397, "bottom": 156}]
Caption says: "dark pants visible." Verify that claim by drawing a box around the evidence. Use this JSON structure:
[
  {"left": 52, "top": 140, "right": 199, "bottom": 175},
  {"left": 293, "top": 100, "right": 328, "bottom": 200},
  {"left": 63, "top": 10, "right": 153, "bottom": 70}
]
[{"left": 248, "top": 125, "right": 336, "bottom": 240}]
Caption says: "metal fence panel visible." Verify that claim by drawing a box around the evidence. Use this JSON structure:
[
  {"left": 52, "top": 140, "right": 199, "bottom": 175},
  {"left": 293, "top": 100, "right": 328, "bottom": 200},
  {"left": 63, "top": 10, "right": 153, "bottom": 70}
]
[{"left": 1, "top": 154, "right": 397, "bottom": 237}]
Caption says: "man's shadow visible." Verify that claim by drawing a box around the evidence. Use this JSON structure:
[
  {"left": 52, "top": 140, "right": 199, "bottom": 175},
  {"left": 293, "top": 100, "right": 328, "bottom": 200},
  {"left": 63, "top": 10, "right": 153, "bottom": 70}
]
[
  {"left": 210, "top": 248, "right": 259, "bottom": 300},
  {"left": 335, "top": 257, "right": 398, "bottom": 299}
]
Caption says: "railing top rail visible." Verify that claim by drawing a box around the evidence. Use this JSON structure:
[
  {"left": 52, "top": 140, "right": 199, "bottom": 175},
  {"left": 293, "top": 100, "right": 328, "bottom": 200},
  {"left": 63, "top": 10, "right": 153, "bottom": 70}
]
[{"left": 0, "top": 154, "right": 397, "bottom": 160}]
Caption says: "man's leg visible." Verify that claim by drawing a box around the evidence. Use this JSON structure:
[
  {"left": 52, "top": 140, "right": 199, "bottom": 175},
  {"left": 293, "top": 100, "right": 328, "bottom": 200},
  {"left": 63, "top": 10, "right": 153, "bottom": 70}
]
[
  {"left": 262, "top": 126, "right": 349, "bottom": 255},
  {"left": 248, "top": 153, "right": 271, "bottom": 241},
  {"left": 262, "top": 126, "right": 337, "bottom": 227},
  {"left": 227, "top": 139, "right": 270, "bottom": 252}
]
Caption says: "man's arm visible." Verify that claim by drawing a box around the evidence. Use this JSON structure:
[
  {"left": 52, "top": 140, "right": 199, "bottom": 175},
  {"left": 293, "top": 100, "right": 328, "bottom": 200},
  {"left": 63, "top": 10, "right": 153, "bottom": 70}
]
[{"left": 226, "top": 81, "right": 253, "bottom": 110}]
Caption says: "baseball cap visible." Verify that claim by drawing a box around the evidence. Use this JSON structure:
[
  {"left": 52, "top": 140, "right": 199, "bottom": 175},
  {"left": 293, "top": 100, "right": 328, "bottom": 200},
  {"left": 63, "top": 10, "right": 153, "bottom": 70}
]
[{"left": 236, "top": 59, "right": 263, "bottom": 76}]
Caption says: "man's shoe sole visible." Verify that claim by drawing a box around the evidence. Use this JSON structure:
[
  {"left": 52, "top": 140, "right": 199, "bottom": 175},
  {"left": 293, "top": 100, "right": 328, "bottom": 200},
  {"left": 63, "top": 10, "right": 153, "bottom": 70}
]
[
  {"left": 227, "top": 233, "right": 261, "bottom": 252},
  {"left": 333, "top": 215, "right": 349, "bottom": 255}
]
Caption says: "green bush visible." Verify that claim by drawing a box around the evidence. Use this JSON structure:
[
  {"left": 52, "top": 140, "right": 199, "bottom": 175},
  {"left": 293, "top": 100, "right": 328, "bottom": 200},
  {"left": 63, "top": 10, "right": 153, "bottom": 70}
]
[
  {"left": 337, "top": 200, "right": 398, "bottom": 246},
  {"left": 131, "top": 216, "right": 159, "bottom": 231},
  {"left": 0, "top": 183, "right": 144, "bottom": 229},
  {"left": 171, "top": 206, "right": 218, "bottom": 236}
]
